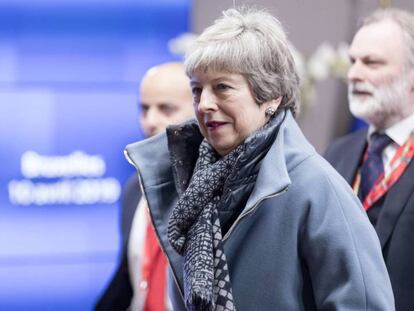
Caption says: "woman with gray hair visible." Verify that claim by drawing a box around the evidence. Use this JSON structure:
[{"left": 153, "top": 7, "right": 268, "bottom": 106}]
[{"left": 125, "top": 7, "right": 394, "bottom": 311}]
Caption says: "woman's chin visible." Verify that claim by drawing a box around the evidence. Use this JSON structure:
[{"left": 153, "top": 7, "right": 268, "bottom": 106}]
[{"left": 209, "top": 142, "right": 236, "bottom": 156}]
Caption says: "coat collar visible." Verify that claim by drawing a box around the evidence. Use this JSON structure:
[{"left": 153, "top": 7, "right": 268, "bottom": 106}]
[
  {"left": 124, "top": 131, "right": 173, "bottom": 190},
  {"left": 124, "top": 110, "right": 316, "bottom": 295},
  {"left": 243, "top": 111, "right": 315, "bottom": 211},
  {"left": 125, "top": 131, "right": 186, "bottom": 294},
  {"left": 125, "top": 110, "right": 316, "bottom": 221},
  {"left": 166, "top": 111, "right": 317, "bottom": 216}
]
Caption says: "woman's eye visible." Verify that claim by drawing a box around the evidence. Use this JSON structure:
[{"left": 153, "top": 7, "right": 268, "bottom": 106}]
[
  {"left": 191, "top": 87, "right": 202, "bottom": 103},
  {"left": 216, "top": 83, "right": 231, "bottom": 91},
  {"left": 192, "top": 87, "right": 202, "bottom": 96}
]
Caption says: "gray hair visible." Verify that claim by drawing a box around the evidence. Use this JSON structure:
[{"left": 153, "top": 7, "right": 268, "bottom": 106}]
[
  {"left": 185, "top": 7, "right": 300, "bottom": 116},
  {"left": 361, "top": 8, "right": 414, "bottom": 68}
]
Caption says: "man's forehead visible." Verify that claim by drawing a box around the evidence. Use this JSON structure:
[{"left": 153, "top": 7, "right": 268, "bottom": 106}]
[
  {"left": 140, "top": 66, "right": 189, "bottom": 92},
  {"left": 350, "top": 19, "right": 405, "bottom": 59},
  {"left": 144, "top": 64, "right": 186, "bottom": 81}
]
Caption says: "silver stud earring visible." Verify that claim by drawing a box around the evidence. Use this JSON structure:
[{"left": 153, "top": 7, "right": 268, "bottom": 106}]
[{"left": 265, "top": 107, "right": 277, "bottom": 117}]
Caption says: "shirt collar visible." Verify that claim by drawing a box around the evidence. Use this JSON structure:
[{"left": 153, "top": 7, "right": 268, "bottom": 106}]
[{"left": 367, "top": 112, "right": 414, "bottom": 146}]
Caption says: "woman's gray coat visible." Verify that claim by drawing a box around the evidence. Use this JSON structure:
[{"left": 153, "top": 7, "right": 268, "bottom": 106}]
[{"left": 125, "top": 111, "right": 394, "bottom": 310}]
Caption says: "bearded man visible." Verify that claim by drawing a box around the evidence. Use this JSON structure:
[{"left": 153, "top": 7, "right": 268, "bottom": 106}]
[{"left": 324, "top": 8, "right": 414, "bottom": 311}]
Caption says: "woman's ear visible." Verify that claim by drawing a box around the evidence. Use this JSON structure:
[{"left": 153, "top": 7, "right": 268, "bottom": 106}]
[
  {"left": 263, "top": 96, "right": 282, "bottom": 111},
  {"left": 264, "top": 96, "right": 283, "bottom": 118}
]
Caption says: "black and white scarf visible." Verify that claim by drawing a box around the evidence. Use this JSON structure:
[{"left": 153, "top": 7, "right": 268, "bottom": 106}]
[
  {"left": 168, "top": 140, "right": 244, "bottom": 311},
  {"left": 168, "top": 111, "right": 286, "bottom": 311}
]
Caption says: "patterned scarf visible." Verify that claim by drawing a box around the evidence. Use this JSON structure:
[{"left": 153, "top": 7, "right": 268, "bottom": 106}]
[{"left": 168, "top": 140, "right": 244, "bottom": 311}]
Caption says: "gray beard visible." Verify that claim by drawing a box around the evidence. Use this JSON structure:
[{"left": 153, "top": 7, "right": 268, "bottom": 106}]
[{"left": 348, "top": 73, "right": 410, "bottom": 129}]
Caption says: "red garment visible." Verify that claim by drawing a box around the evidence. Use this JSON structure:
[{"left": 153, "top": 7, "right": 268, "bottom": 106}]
[{"left": 141, "top": 211, "right": 167, "bottom": 311}]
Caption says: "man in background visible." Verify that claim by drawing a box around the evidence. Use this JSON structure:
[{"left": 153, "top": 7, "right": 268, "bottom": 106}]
[
  {"left": 96, "top": 62, "right": 194, "bottom": 311},
  {"left": 325, "top": 8, "right": 414, "bottom": 311}
]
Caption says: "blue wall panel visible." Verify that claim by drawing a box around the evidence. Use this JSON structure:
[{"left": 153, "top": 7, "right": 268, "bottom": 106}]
[{"left": 0, "top": 1, "right": 189, "bottom": 310}]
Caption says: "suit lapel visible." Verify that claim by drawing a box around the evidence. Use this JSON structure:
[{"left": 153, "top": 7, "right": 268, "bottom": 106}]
[
  {"left": 339, "top": 130, "right": 367, "bottom": 184},
  {"left": 375, "top": 158, "right": 414, "bottom": 248}
]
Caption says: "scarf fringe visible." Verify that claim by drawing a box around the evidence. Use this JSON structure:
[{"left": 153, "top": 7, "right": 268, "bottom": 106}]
[{"left": 187, "top": 293, "right": 214, "bottom": 311}]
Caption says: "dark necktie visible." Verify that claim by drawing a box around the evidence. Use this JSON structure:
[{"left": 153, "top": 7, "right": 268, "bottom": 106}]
[{"left": 360, "top": 132, "right": 393, "bottom": 201}]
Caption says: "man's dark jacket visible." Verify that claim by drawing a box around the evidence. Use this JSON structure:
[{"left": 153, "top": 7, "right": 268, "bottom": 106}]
[
  {"left": 325, "top": 128, "right": 414, "bottom": 311},
  {"left": 95, "top": 174, "right": 141, "bottom": 310}
]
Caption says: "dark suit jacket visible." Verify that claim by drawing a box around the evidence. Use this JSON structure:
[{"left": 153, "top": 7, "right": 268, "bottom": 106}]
[
  {"left": 95, "top": 174, "right": 141, "bottom": 311},
  {"left": 325, "top": 128, "right": 414, "bottom": 311}
]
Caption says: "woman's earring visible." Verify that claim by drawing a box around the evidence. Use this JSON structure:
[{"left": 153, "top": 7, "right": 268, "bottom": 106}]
[{"left": 265, "top": 107, "right": 277, "bottom": 117}]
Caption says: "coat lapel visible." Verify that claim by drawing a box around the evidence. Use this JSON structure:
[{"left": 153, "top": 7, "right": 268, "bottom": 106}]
[{"left": 375, "top": 158, "right": 414, "bottom": 248}]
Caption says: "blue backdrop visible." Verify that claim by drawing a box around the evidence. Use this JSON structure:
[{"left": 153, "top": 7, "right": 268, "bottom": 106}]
[{"left": 0, "top": 1, "right": 189, "bottom": 310}]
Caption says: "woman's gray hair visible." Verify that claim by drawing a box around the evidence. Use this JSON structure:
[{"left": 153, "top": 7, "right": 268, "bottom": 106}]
[
  {"left": 185, "top": 7, "right": 300, "bottom": 116},
  {"left": 361, "top": 8, "right": 414, "bottom": 68}
]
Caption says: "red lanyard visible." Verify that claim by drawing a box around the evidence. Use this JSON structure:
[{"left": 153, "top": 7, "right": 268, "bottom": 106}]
[{"left": 353, "top": 133, "right": 414, "bottom": 210}]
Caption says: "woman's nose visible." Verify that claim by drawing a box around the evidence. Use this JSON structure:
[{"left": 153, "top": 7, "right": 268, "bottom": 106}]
[{"left": 197, "top": 90, "right": 218, "bottom": 113}]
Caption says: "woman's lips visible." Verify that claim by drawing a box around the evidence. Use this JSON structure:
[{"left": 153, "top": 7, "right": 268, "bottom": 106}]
[{"left": 205, "top": 121, "right": 228, "bottom": 130}]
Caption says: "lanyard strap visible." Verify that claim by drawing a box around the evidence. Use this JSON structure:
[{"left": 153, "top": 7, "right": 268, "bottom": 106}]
[{"left": 353, "top": 133, "right": 414, "bottom": 210}]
